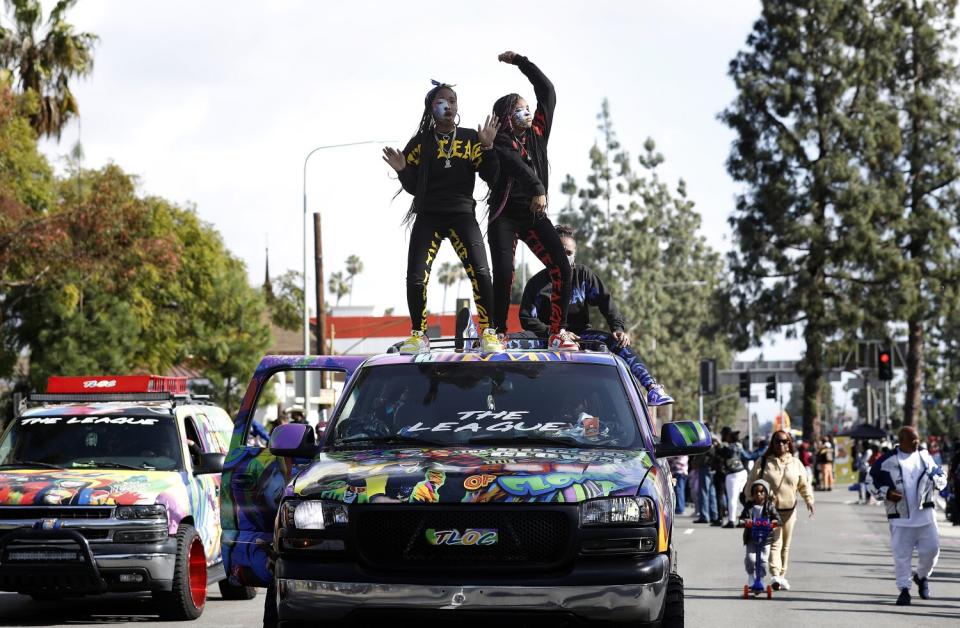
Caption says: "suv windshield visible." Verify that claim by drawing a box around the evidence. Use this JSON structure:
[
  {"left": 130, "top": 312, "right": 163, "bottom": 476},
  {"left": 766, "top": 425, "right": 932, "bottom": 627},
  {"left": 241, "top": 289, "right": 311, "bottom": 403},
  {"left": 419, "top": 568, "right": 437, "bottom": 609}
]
[
  {"left": 330, "top": 362, "right": 642, "bottom": 450},
  {"left": 0, "top": 415, "right": 183, "bottom": 471}
]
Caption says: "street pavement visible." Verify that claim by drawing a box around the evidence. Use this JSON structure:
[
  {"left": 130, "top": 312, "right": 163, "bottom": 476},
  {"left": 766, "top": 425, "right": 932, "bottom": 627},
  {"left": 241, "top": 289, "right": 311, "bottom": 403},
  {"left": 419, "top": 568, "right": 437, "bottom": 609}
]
[
  {"left": 0, "top": 485, "right": 956, "bottom": 626},
  {"left": 683, "top": 484, "right": 960, "bottom": 627}
]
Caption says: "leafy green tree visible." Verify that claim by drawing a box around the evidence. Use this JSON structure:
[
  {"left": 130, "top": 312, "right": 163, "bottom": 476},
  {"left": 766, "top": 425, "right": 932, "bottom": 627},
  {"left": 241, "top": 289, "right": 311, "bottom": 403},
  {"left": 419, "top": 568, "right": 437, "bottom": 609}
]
[
  {"left": 328, "top": 271, "right": 348, "bottom": 306},
  {"left": 0, "top": 0, "right": 97, "bottom": 139},
  {"left": 721, "top": 0, "right": 901, "bottom": 441},
  {"left": 560, "top": 104, "right": 739, "bottom": 423},
  {"left": 267, "top": 270, "right": 303, "bottom": 331},
  {"left": 344, "top": 254, "right": 363, "bottom": 305},
  {"left": 869, "top": 0, "right": 960, "bottom": 426}
]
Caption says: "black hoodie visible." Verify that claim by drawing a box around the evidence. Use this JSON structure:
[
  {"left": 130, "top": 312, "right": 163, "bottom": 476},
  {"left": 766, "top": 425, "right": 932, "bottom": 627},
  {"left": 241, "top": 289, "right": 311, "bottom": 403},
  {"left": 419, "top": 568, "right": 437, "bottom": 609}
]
[
  {"left": 488, "top": 56, "right": 556, "bottom": 218},
  {"left": 519, "top": 264, "right": 625, "bottom": 336},
  {"left": 398, "top": 126, "right": 499, "bottom": 215}
]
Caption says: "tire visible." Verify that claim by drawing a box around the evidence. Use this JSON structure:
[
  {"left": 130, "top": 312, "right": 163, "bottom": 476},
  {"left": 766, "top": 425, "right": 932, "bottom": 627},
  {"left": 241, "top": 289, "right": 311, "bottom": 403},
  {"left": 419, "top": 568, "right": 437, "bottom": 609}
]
[
  {"left": 154, "top": 524, "right": 207, "bottom": 620},
  {"left": 263, "top": 579, "right": 278, "bottom": 628},
  {"left": 661, "top": 573, "right": 684, "bottom": 628},
  {"left": 218, "top": 578, "right": 257, "bottom": 601}
]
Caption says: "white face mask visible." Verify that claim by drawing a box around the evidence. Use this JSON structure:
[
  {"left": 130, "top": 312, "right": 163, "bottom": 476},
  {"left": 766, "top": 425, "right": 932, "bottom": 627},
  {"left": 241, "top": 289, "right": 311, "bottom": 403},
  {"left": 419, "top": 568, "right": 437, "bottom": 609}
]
[
  {"left": 512, "top": 104, "right": 533, "bottom": 129},
  {"left": 567, "top": 253, "right": 575, "bottom": 267}
]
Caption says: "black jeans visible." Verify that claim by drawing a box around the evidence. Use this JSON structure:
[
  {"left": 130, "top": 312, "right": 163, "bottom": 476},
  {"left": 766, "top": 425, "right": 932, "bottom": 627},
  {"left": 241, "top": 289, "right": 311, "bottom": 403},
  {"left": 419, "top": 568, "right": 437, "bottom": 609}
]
[
  {"left": 406, "top": 213, "right": 494, "bottom": 333},
  {"left": 488, "top": 211, "right": 571, "bottom": 334}
]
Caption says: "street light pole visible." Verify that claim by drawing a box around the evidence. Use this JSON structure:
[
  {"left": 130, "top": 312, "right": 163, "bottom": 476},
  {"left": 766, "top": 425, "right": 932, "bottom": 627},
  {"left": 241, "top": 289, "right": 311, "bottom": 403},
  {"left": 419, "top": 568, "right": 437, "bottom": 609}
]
[{"left": 301, "top": 139, "right": 398, "bottom": 423}]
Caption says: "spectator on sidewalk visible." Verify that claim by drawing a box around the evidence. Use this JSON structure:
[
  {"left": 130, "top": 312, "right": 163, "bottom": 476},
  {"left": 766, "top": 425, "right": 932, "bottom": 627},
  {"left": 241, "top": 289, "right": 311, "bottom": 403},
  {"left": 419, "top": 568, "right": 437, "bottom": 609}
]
[
  {"left": 818, "top": 437, "right": 835, "bottom": 491},
  {"left": 670, "top": 455, "right": 689, "bottom": 515},
  {"left": 868, "top": 426, "right": 948, "bottom": 606},
  {"left": 950, "top": 446, "right": 960, "bottom": 526},
  {"left": 743, "top": 429, "right": 815, "bottom": 591},
  {"left": 694, "top": 435, "right": 722, "bottom": 526},
  {"left": 688, "top": 450, "right": 703, "bottom": 519},
  {"left": 720, "top": 429, "right": 748, "bottom": 528},
  {"left": 856, "top": 443, "right": 875, "bottom": 505}
]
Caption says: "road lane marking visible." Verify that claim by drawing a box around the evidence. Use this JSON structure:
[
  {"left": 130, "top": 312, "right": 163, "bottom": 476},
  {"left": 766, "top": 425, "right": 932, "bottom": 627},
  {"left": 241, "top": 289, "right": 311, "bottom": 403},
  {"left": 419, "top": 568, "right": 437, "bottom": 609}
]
[{"left": 684, "top": 529, "right": 694, "bottom": 535}]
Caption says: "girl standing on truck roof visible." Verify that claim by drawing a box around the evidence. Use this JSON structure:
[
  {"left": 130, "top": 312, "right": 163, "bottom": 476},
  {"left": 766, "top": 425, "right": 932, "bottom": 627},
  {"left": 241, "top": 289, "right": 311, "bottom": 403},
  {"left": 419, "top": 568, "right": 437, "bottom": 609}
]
[
  {"left": 487, "top": 51, "right": 576, "bottom": 350},
  {"left": 383, "top": 82, "right": 503, "bottom": 354}
]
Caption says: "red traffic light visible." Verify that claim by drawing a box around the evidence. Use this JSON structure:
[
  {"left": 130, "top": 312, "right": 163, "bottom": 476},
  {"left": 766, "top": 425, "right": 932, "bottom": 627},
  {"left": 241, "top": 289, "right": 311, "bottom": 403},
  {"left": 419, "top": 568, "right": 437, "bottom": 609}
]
[{"left": 879, "top": 352, "right": 890, "bottom": 364}]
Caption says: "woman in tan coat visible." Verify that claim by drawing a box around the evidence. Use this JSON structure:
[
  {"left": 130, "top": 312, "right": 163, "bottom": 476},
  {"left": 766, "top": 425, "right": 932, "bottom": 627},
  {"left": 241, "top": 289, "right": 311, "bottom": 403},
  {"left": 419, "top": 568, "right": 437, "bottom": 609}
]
[{"left": 743, "top": 429, "right": 815, "bottom": 591}]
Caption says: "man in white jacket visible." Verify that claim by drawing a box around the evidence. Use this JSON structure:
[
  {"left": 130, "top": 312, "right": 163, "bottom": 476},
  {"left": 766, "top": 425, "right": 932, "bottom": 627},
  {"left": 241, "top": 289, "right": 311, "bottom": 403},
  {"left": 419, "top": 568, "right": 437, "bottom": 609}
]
[{"left": 867, "top": 426, "right": 948, "bottom": 606}]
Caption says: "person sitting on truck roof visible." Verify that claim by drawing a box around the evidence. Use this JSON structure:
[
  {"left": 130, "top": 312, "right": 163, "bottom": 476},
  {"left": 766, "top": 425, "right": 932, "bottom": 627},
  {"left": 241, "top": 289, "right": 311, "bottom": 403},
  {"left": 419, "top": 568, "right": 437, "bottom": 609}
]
[{"left": 519, "top": 224, "right": 674, "bottom": 406}]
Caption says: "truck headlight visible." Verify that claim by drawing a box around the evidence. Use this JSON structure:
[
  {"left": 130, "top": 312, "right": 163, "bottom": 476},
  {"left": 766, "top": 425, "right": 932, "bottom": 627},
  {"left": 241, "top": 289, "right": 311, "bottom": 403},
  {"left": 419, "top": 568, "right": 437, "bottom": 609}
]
[
  {"left": 581, "top": 497, "right": 655, "bottom": 526},
  {"left": 280, "top": 500, "right": 348, "bottom": 530},
  {"left": 115, "top": 504, "right": 167, "bottom": 520}
]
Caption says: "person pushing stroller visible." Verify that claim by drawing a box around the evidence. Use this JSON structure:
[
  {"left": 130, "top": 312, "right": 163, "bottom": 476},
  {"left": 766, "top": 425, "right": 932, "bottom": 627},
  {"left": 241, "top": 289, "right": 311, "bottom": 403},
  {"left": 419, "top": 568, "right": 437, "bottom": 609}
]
[{"left": 739, "top": 479, "right": 782, "bottom": 597}]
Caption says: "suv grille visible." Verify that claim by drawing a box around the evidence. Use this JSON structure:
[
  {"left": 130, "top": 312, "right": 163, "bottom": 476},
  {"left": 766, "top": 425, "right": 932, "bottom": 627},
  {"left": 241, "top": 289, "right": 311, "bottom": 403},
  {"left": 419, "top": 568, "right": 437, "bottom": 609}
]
[
  {"left": 0, "top": 507, "right": 114, "bottom": 520},
  {"left": 354, "top": 507, "right": 571, "bottom": 571}
]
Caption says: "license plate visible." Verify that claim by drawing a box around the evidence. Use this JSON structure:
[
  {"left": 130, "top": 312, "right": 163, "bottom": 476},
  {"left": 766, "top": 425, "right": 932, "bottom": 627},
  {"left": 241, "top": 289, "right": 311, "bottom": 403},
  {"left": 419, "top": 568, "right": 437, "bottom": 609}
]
[{"left": 6, "top": 550, "right": 79, "bottom": 561}]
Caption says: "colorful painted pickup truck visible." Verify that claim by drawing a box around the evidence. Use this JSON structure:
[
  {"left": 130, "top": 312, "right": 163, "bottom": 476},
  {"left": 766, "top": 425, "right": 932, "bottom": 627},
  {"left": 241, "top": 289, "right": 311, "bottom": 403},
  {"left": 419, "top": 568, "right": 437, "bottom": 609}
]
[
  {"left": 0, "top": 375, "right": 256, "bottom": 619},
  {"left": 221, "top": 344, "right": 710, "bottom": 627}
]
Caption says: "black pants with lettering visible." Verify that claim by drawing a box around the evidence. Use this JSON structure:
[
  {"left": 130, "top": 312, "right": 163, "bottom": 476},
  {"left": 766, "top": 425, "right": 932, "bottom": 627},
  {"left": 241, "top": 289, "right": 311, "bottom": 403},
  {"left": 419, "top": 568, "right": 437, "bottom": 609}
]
[
  {"left": 407, "top": 212, "right": 494, "bottom": 334},
  {"left": 488, "top": 211, "right": 572, "bottom": 335}
]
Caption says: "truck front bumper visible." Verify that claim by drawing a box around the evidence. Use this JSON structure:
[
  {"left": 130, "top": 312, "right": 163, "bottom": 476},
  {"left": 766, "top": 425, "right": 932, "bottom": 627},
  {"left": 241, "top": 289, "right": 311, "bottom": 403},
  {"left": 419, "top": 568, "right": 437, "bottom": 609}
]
[
  {"left": 276, "top": 553, "right": 669, "bottom": 624},
  {"left": 0, "top": 528, "right": 177, "bottom": 594}
]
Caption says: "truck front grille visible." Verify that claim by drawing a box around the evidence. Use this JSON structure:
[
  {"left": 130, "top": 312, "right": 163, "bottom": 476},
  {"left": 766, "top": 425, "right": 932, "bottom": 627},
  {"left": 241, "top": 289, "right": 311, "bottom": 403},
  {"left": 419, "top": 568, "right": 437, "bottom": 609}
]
[{"left": 354, "top": 507, "right": 572, "bottom": 571}]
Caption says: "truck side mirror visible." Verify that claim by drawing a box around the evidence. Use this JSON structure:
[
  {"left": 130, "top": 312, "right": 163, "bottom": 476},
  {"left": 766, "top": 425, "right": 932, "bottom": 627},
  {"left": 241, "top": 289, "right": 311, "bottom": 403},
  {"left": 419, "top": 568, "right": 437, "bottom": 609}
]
[
  {"left": 655, "top": 421, "right": 712, "bottom": 458},
  {"left": 269, "top": 423, "right": 318, "bottom": 457}
]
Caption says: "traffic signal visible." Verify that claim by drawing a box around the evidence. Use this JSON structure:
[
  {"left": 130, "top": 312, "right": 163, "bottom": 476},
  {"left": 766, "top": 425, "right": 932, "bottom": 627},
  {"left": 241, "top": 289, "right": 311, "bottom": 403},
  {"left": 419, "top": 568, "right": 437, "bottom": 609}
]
[
  {"left": 878, "top": 348, "right": 893, "bottom": 381},
  {"left": 738, "top": 373, "right": 750, "bottom": 399},
  {"left": 765, "top": 375, "right": 777, "bottom": 399},
  {"left": 699, "top": 359, "right": 717, "bottom": 395}
]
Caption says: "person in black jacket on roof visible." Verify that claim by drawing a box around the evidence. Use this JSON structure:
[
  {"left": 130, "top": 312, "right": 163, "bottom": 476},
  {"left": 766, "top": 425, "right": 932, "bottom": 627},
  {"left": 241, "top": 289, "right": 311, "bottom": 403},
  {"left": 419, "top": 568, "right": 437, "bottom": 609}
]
[
  {"left": 519, "top": 224, "right": 674, "bottom": 406},
  {"left": 487, "top": 51, "right": 577, "bottom": 350},
  {"left": 383, "top": 81, "right": 503, "bottom": 354}
]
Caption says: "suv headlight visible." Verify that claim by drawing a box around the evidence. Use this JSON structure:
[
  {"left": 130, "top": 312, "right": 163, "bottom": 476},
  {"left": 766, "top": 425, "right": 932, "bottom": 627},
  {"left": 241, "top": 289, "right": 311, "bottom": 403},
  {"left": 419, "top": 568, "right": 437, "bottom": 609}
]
[
  {"left": 115, "top": 504, "right": 167, "bottom": 520},
  {"left": 581, "top": 497, "right": 656, "bottom": 526},
  {"left": 279, "top": 500, "right": 349, "bottom": 530}
]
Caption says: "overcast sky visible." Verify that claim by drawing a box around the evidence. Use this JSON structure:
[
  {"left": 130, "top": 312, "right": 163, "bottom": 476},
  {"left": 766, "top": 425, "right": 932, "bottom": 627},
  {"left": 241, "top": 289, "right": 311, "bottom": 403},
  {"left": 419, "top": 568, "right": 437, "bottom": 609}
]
[{"left": 35, "top": 0, "right": 833, "bottom": 421}]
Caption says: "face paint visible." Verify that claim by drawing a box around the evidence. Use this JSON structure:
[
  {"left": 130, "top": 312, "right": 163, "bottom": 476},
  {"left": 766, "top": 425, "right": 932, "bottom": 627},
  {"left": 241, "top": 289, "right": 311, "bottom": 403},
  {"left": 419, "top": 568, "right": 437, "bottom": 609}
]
[
  {"left": 433, "top": 98, "right": 453, "bottom": 122},
  {"left": 512, "top": 104, "right": 533, "bottom": 129},
  {"left": 567, "top": 253, "right": 575, "bottom": 267}
]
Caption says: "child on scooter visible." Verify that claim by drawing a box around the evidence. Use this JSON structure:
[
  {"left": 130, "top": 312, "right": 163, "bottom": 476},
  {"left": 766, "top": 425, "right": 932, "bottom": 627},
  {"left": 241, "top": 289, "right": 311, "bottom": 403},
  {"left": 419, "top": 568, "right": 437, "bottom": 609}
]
[{"left": 739, "top": 479, "right": 782, "bottom": 594}]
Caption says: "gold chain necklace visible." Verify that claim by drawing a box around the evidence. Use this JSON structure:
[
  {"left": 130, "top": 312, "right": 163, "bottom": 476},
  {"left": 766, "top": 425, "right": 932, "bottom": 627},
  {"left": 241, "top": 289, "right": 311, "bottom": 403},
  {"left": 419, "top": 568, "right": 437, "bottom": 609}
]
[{"left": 435, "top": 126, "right": 457, "bottom": 168}]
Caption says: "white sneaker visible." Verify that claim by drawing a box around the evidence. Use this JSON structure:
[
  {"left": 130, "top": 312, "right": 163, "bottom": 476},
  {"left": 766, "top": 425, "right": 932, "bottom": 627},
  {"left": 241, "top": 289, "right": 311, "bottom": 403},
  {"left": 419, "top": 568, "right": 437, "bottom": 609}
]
[
  {"left": 770, "top": 575, "right": 782, "bottom": 591},
  {"left": 779, "top": 577, "right": 791, "bottom": 591},
  {"left": 399, "top": 330, "right": 430, "bottom": 354}
]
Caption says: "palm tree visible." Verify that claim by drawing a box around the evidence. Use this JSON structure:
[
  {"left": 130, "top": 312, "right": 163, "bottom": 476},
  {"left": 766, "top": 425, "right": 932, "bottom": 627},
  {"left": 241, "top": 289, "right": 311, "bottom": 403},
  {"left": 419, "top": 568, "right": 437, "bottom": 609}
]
[
  {"left": 344, "top": 254, "right": 363, "bottom": 305},
  {"left": 327, "top": 271, "right": 349, "bottom": 306},
  {"left": 437, "top": 261, "right": 463, "bottom": 314},
  {"left": 0, "top": 0, "right": 98, "bottom": 139}
]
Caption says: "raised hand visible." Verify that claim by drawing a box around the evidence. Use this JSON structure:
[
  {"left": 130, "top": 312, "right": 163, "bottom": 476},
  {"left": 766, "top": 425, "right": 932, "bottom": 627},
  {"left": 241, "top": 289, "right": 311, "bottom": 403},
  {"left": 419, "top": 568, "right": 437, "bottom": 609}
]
[
  {"left": 478, "top": 114, "right": 500, "bottom": 148},
  {"left": 529, "top": 194, "right": 547, "bottom": 216},
  {"left": 498, "top": 51, "right": 519, "bottom": 64},
  {"left": 382, "top": 147, "right": 406, "bottom": 172}
]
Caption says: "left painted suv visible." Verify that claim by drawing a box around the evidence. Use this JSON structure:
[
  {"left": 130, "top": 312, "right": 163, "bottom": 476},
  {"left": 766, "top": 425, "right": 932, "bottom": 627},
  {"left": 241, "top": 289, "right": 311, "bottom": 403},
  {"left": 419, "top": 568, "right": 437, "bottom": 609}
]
[{"left": 0, "top": 375, "right": 256, "bottom": 620}]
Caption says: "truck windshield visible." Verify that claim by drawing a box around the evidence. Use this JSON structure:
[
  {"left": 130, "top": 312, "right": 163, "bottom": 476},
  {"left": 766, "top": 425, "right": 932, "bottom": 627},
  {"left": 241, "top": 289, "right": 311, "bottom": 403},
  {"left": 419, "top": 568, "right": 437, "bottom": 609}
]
[
  {"left": 0, "top": 415, "right": 183, "bottom": 471},
  {"left": 330, "top": 362, "right": 642, "bottom": 450}
]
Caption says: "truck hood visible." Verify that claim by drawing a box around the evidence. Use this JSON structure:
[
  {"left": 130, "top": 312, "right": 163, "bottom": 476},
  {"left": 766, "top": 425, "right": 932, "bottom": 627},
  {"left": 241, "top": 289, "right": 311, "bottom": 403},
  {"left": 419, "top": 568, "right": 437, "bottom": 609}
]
[
  {"left": 0, "top": 468, "right": 181, "bottom": 507},
  {"left": 293, "top": 447, "right": 653, "bottom": 504}
]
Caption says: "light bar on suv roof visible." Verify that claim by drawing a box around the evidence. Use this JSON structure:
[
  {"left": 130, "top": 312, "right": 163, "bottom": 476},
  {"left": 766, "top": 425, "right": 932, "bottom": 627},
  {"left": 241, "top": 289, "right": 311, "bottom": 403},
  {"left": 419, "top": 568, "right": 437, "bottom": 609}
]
[
  {"left": 386, "top": 337, "right": 613, "bottom": 354},
  {"left": 46, "top": 375, "right": 188, "bottom": 394},
  {"left": 27, "top": 392, "right": 175, "bottom": 404}
]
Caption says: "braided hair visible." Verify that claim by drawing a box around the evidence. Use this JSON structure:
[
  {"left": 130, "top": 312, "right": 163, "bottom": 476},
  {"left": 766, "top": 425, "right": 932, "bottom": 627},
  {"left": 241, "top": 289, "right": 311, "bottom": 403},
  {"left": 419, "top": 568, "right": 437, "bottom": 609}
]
[
  {"left": 399, "top": 81, "right": 455, "bottom": 225},
  {"left": 489, "top": 92, "right": 549, "bottom": 213}
]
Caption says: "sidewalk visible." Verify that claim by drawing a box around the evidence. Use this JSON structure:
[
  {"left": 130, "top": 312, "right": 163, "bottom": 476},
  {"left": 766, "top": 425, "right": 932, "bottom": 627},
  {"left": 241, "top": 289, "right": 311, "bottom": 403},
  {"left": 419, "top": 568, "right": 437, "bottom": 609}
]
[{"left": 681, "top": 483, "right": 960, "bottom": 627}]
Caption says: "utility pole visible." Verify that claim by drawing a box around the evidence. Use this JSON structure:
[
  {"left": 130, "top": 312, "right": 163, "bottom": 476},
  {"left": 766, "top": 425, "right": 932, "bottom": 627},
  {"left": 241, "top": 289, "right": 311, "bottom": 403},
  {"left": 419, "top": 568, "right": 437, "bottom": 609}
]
[{"left": 314, "top": 212, "right": 325, "bottom": 355}]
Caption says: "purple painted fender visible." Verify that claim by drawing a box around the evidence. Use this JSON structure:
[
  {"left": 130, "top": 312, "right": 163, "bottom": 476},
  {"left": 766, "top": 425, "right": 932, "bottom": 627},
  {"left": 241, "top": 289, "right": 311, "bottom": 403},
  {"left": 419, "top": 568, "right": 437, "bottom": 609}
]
[{"left": 220, "top": 354, "right": 365, "bottom": 587}]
